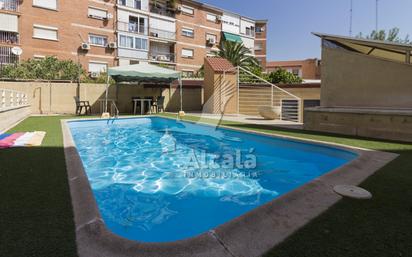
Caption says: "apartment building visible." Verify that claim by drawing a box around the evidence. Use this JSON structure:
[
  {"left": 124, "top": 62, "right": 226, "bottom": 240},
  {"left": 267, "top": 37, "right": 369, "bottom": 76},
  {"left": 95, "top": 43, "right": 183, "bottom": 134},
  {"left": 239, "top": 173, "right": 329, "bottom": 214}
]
[
  {"left": 0, "top": 0, "right": 267, "bottom": 75},
  {"left": 266, "top": 59, "right": 321, "bottom": 80}
]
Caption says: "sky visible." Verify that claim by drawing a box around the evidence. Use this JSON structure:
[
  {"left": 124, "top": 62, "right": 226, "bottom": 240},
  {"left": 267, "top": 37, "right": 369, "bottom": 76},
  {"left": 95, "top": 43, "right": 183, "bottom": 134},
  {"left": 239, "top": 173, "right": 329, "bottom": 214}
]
[{"left": 199, "top": 0, "right": 412, "bottom": 61}]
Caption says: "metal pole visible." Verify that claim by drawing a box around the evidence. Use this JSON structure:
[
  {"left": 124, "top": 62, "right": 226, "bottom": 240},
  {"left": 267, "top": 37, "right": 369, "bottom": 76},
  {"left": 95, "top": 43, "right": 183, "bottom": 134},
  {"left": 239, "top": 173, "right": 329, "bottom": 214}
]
[
  {"left": 349, "top": 0, "right": 353, "bottom": 36},
  {"left": 237, "top": 66, "right": 240, "bottom": 115},
  {"left": 105, "top": 73, "right": 109, "bottom": 113}
]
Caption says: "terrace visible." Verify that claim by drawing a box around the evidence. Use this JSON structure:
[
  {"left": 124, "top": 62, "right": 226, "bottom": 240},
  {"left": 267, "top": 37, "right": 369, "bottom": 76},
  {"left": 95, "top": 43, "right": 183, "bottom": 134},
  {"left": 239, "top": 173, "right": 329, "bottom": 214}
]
[{"left": 1, "top": 114, "right": 411, "bottom": 257}]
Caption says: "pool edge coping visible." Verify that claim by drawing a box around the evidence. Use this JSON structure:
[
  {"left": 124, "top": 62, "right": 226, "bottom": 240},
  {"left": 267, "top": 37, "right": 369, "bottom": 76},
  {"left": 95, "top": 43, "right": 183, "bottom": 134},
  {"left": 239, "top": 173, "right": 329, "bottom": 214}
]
[{"left": 61, "top": 117, "right": 399, "bottom": 257}]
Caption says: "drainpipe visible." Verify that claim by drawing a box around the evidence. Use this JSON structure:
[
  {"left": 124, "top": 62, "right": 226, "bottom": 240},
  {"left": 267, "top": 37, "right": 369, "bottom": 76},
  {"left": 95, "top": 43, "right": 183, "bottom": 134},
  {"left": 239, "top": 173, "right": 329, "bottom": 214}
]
[{"left": 406, "top": 51, "right": 411, "bottom": 64}]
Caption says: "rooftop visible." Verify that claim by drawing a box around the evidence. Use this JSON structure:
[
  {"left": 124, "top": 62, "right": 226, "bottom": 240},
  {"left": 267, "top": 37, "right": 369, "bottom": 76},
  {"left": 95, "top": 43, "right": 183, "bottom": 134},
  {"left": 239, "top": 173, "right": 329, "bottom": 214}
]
[{"left": 204, "top": 57, "right": 235, "bottom": 72}]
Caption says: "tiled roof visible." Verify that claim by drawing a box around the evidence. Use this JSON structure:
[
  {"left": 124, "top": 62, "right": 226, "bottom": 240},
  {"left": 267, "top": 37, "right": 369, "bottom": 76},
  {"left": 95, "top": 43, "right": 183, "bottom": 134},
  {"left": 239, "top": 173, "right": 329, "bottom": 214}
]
[{"left": 205, "top": 57, "right": 235, "bottom": 72}]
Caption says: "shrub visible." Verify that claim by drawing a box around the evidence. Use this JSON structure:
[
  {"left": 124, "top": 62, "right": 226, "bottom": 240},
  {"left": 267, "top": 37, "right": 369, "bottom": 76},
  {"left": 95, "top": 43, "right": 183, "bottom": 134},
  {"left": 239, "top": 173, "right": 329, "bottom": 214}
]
[
  {"left": 0, "top": 57, "right": 84, "bottom": 81},
  {"left": 267, "top": 69, "right": 302, "bottom": 84}
]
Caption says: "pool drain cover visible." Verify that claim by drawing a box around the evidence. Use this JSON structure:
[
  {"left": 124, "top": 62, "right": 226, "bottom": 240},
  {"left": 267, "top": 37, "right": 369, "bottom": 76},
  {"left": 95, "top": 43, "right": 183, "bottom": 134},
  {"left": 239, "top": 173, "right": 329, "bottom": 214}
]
[{"left": 333, "top": 185, "right": 372, "bottom": 199}]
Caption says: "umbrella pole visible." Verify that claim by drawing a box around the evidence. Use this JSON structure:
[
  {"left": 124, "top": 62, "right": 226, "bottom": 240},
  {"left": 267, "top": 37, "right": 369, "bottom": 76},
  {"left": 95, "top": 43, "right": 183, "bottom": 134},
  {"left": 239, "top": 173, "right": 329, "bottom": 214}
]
[
  {"left": 105, "top": 73, "right": 109, "bottom": 113},
  {"left": 179, "top": 75, "right": 183, "bottom": 112}
]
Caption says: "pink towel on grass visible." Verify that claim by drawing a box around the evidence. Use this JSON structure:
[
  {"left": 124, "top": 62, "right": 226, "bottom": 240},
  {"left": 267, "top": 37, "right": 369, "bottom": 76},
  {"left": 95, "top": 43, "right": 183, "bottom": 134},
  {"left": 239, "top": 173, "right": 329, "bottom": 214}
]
[{"left": 0, "top": 133, "right": 25, "bottom": 148}]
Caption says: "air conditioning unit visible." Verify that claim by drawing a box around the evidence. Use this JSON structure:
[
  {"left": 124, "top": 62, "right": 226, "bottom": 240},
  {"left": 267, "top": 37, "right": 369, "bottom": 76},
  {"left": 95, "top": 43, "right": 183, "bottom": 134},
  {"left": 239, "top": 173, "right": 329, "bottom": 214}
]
[
  {"left": 106, "top": 13, "right": 113, "bottom": 20},
  {"left": 90, "top": 72, "right": 99, "bottom": 78},
  {"left": 157, "top": 55, "right": 169, "bottom": 62},
  {"left": 151, "top": 32, "right": 159, "bottom": 37},
  {"left": 107, "top": 42, "right": 117, "bottom": 49},
  {"left": 81, "top": 43, "right": 91, "bottom": 50},
  {"left": 207, "top": 38, "right": 216, "bottom": 45}
]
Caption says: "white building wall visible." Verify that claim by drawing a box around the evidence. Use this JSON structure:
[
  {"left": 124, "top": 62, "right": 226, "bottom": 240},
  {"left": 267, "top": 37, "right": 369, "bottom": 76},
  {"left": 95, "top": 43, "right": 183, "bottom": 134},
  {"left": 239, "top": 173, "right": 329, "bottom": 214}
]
[
  {"left": 118, "top": 48, "right": 149, "bottom": 59},
  {"left": 241, "top": 36, "right": 255, "bottom": 53},
  {"left": 240, "top": 18, "right": 255, "bottom": 35},
  {"left": 222, "top": 13, "right": 240, "bottom": 34}
]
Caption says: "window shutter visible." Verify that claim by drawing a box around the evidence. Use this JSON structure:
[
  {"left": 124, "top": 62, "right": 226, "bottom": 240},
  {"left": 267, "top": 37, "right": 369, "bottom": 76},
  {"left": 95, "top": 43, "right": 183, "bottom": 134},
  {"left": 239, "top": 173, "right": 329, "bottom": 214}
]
[
  {"left": 0, "top": 13, "right": 18, "bottom": 32},
  {"left": 33, "top": 0, "right": 57, "bottom": 10}
]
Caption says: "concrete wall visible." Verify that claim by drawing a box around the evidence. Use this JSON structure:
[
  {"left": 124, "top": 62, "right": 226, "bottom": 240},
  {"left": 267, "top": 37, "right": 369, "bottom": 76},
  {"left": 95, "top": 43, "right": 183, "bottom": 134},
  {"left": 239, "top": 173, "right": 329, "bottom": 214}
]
[
  {"left": 305, "top": 108, "right": 412, "bottom": 142},
  {"left": 321, "top": 47, "right": 412, "bottom": 109},
  {"left": 0, "top": 106, "right": 31, "bottom": 132},
  {"left": 0, "top": 81, "right": 202, "bottom": 114}
]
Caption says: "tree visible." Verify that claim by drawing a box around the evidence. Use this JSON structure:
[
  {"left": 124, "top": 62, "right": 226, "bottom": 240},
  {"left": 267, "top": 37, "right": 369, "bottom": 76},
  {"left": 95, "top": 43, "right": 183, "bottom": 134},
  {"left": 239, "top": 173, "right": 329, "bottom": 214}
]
[
  {"left": 357, "top": 27, "right": 411, "bottom": 44},
  {"left": 267, "top": 69, "right": 302, "bottom": 84},
  {"left": 217, "top": 41, "right": 259, "bottom": 69}
]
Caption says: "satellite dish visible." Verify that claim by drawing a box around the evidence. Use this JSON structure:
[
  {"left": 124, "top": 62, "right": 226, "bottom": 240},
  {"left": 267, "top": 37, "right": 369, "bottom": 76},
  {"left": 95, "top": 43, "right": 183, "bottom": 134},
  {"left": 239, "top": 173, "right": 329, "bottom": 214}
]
[{"left": 11, "top": 46, "right": 23, "bottom": 56}]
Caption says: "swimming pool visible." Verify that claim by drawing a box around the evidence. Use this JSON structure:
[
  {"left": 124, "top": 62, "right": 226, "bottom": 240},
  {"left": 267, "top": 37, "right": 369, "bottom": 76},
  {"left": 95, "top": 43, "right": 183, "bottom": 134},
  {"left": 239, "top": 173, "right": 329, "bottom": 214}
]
[{"left": 68, "top": 117, "right": 357, "bottom": 243}]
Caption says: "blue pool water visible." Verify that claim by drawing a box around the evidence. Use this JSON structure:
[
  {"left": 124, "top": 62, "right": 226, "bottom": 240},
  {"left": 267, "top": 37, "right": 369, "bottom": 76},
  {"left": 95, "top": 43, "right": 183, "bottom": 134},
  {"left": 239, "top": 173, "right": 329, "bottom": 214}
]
[{"left": 68, "top": 117, "right": 357, "bottom": 242}]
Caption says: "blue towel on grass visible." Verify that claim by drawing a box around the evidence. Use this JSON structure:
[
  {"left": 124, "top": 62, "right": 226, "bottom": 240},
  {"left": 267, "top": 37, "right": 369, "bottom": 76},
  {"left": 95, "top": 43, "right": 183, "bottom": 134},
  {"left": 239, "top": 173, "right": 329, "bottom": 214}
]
[{"left": 0, "top": 134, "right": 11, "bottom": 140}]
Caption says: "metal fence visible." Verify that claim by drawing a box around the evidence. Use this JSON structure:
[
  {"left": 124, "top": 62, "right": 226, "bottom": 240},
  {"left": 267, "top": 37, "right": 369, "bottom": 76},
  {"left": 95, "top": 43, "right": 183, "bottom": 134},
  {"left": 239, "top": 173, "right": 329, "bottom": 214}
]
[
  {"left": 0, "top": 88, "right": 28, "bottom": 111},
  {"left": 149, "top": 28, "right": 176, "bottom": 41},
  {"left": 0, "top": 0, "right": 19, "bottom": 11},
  {"left": 0, "top": 31, "right": 19, "bottom": 44},
  {"left": 224, "top": 66, "right": 302, "bottom": 123}
]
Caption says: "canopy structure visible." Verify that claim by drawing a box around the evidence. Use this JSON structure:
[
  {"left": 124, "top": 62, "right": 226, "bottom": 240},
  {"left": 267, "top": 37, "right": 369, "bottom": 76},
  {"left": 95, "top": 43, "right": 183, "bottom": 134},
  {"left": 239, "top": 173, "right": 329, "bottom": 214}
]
[
  {"left": 105, "top": 63, "right": 183, "bottom": 113},
  {"left": 313, "top": 32, "right": 412, "bottom": 64},
  {"left": 223, "top": 32, "right": 243, "bottom": 43}
]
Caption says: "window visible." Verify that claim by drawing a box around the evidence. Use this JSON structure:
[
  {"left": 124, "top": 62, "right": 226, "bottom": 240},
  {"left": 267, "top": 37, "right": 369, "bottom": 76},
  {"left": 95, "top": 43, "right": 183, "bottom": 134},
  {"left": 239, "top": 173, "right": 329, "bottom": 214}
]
[
  {"left": 119, "top": 35, "right": 134, "bottom": 48},
  {"left": 206, "top": 33, "right": 217, "bottom": 44},
  {"left": 134, "top": 37, "right": 147, "bottom": 50},
  {"left": 33, "top": 55, "right": 46, "bottom": 60},
  {"left": 291, "top": 68, "right": 301, "bottom": 77},
  {"left": 181, "top": 48, "right": 194, "bottom": 58},
  {"left": 181, "top": 5, "right": 194, "bottom": 15},
  {"left": 206, "top": 13, "right": 217, "bottom": 22},
  {"left": 256, "top": 26, "right": 265, "bottom": 33},
  {"left": 33, "top": 25, "right": 58, "bottom": 41},
  {"left": 88, "top": 7, "right": 108, "bottom": 19},
  {"left": 182, "top": 70, "right": 194, "bottom": 78},
  {"left": 255, "top": 42, "right": 263, "bottom": 51},
  {"left": 119, "top": 35, "right": 148, "bottom": 50},
  {"left": 245, "top": 26, "right": 255, "bottom": 37},
  {"left": 128, "top": 16, "right": 146, "bottom": 34},
  {"left": 88, "top": 62, "right": 107, "bottom": 74},
  {"left": 89, "top": 34, "right": 108, "bottom": 47},
  {"left": 182, "top": 28, "right": 194, "bottom": 38},
  {"left": 33, "top": 0, "right": 57, "bottom": 10}
]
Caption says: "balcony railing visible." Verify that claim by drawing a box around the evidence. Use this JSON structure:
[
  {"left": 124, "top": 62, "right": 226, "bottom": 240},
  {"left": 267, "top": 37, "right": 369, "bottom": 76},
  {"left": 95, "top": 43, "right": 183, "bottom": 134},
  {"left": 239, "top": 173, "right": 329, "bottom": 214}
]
[
  {"left": 0, "top": 89, "right": 28, "bottom": 111},
  {"left": 117, "top": 22, "right": 148, "bottom": 36},
  {"left": 0, "top": 46, "right": 18, "bottom": 66},
  {"left": 0, "top": 31, "right": 19, "bottom": 44},
  {"left": 149, "top": 51, "right": 175, "bottom": 63},
  {"left": 0, "top": 0, "right": 19, "bottom": 12},
  {"left": 149, "top": 28, "right": 176, "bottom": 41},
  {"left": 149, "top": 4, "right": 175, "bottom": 18}
]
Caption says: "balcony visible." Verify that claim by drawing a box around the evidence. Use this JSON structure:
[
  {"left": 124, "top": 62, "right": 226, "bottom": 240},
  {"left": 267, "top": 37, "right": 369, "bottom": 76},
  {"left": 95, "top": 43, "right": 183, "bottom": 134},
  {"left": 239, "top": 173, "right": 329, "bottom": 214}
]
[
  {"left": 149, "top": 28, "right": 176, "bottom": 41},
  {"left": 0, "top": 0, "right": 19, "bottom": 12},
  {"left": 117, "top": 21, "right": 148, "bottom": 36},
  {"left": 149, "top": 51, "right": 175, "bottom": 63},
  {"left": 0, "top": 31, "right": 18, "bottom": 44},
  {"left": 149, "top": 4, "right": 175, "bottom": 18}
]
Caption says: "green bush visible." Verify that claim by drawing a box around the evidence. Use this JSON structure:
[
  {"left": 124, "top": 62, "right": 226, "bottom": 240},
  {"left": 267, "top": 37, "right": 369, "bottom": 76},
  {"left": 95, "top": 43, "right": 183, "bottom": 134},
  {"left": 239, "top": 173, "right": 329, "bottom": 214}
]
[
  {"left": 0, "top": 56, "right": 84, "bottom": 81},
  {"left": 267, "top": 69, "right": 302, "bottom": 84}
]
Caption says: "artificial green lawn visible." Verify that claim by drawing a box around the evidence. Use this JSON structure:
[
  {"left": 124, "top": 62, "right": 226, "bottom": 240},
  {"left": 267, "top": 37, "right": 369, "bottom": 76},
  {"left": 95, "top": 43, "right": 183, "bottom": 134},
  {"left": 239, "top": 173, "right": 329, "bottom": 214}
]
[{"left": 1, "top": 115, "right": 412, "bottom": 257}]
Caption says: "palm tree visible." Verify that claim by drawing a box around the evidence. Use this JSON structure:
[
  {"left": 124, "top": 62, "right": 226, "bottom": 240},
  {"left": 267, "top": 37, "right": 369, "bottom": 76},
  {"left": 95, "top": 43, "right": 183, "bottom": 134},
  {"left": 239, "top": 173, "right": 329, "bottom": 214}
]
[{"left": 217, "top": 41, "right": 259, "bottom": 69}]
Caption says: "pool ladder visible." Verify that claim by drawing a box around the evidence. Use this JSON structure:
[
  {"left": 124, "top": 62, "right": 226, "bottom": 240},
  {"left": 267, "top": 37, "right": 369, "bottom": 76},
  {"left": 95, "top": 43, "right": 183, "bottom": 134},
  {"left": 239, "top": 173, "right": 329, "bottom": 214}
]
[{"left": 107, "top": 100, "right": 119, "bottom": 124}]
